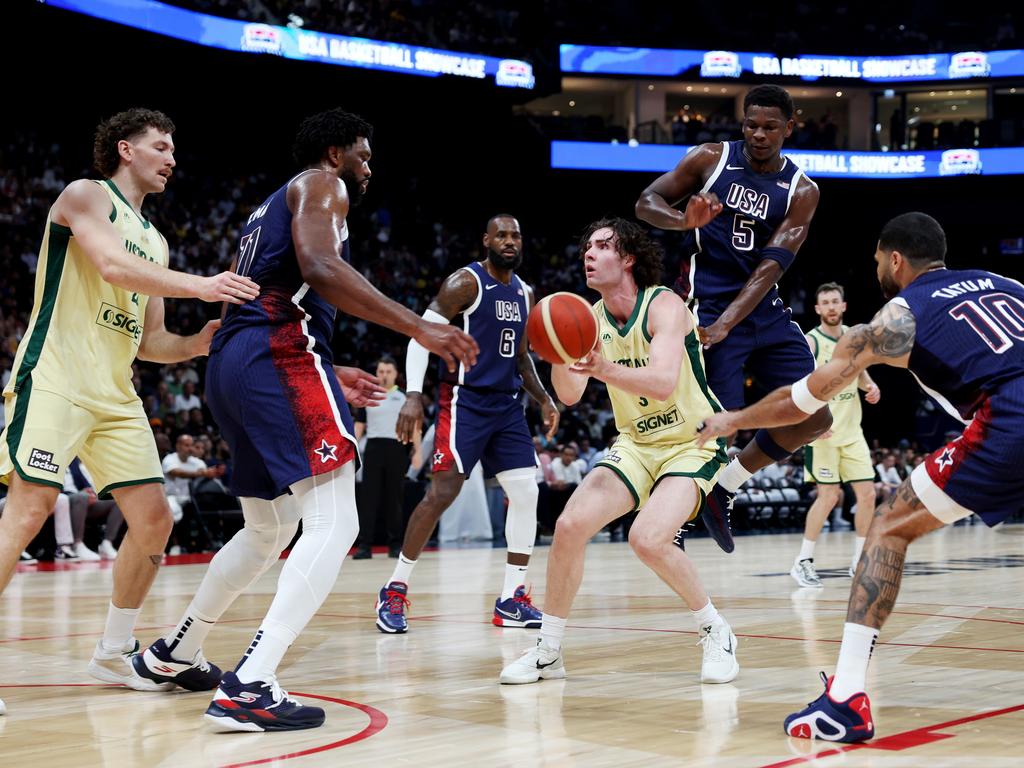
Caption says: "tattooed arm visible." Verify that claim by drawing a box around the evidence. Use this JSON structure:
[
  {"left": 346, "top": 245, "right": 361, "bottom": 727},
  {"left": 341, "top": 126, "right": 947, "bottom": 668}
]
[{"left": 696, "top": 301, "right": 916, "bottom": 443}]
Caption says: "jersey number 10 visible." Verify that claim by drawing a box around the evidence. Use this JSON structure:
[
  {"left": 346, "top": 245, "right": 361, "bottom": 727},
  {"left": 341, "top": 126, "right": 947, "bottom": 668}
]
[{"left": 949, "top": 292, "right": 1024, "bottom": 353}]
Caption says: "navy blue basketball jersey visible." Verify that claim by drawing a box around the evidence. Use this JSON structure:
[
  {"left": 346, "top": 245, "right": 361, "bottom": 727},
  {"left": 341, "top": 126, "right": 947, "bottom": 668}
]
[
  {"left": 439, "top": 261, "right": 528, "bottom": 392},
  {"left": 675, "top": 140, "right": 807, "bottom": 323},
  {"left": 215, "top": 171, "right": 349, "bottom": 356},
  {"left": 895, "top": 268, "right": 1024, "bottom": 421}
]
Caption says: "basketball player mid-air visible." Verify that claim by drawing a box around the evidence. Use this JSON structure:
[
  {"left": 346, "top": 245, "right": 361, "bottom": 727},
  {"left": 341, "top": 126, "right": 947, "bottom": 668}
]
[
  {"left": 500, "top": 218, "right": 738, "bottom": 687},
  {"left": 636, "top": 84, "right": 828, "bottom": 552},
  {"left": 377, "top": 214, "right": 559, "bottom": 634},
  {"left": 132, "top": 108, "right": 478, "bottom": 732},
  {"left": 695, "top": 213, "right": 1024, "bottom": 742}
]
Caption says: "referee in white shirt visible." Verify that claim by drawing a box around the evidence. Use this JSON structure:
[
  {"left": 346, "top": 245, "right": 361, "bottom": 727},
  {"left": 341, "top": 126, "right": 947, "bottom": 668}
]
[{"left": 354, "top": 356, "right": 414, "bottom": 559}]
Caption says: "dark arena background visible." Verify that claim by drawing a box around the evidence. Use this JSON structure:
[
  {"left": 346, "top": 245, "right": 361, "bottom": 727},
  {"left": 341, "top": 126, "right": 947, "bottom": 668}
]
[{"left": 2, "top": 1, "right": 1023, "bottom": 765}]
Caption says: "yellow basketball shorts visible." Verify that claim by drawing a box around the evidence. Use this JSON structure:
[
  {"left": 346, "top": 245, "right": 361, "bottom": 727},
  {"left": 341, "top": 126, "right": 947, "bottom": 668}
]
[
  {"left": 805, "top": 435, "right": 874, "bottom": 484},
  {"left": 595, "top": 434, "right": 727, "bottom": 514},
  {"left": 0, "top": 382, "right": 163, "bottom": 497}
]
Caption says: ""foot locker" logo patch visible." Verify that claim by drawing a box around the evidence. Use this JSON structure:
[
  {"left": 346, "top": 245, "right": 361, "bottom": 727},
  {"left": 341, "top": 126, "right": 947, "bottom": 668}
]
[{"left": 27, "top": 448, "right": 59, "bottom": 474}]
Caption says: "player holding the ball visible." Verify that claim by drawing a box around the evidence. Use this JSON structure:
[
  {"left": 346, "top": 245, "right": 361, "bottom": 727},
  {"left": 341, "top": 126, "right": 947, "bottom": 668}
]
[
  {"left": 376, "top": 214, "right": 559, "bottom": 635},
  {"left": 500, "top": 218, "right": 739, "bottom": 686}
]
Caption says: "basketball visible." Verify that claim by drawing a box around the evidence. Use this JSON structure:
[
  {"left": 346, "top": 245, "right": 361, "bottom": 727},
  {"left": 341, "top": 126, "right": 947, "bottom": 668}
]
[{"left": 526, "top": 292, "right": 598, "bottom": 364}]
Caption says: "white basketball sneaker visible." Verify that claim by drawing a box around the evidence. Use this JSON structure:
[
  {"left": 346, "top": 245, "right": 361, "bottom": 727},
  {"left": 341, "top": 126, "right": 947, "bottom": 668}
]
[
  {"left": 88, "top": 638, "right": 174, "bottom": 692},
  {"left": 499, "top": 639, "right": 566, "bottom": 685},
  {"left": 699, "top": 620, "right": 739, "bottom": 684},
  {"left": 791, "top": 558, "right": 823, "bottom": 588},
  {"left": 0, "top": 696, "right": 6, "bottom": 715},
  {"left": 98, "top": 540, "right": 119, "bottom": 560},
  {"left": 74, "top": 542, "right": 101, "bottom": 562}
]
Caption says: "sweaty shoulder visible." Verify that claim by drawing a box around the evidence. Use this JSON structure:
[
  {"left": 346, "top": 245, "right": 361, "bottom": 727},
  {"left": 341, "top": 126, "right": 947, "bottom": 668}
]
[
  {"left": 647, "top": 287, "right": 691, "bottom": 334},
  {"left": 286, "top": 169, "right": 346, "bottom": 213},
  {"left": 51, "top": 179, "right": 111, "bottom": 228},
  {"left": 680, "top": 142, "right": 724, "bottom": 171}
]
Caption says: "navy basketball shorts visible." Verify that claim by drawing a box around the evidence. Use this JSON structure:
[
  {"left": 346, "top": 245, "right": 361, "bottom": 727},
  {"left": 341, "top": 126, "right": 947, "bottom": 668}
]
[
  {"left": 431, "top": 384, "right": 538, "bottom": 477},
  {"left": 206, "top": 326, "right": 358, "bottom": 500},
  {"left": 701, "top": 310, "right": 815, "bottom": 410},
  {"left": 911, "top": 379, "right": 1024, "bottom": 527}
]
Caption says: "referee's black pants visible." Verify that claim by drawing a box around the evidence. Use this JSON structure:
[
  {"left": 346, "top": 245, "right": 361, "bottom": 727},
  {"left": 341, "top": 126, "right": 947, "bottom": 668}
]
[{"left": 357, "top": 438, "right": 410, "bottom": 549}]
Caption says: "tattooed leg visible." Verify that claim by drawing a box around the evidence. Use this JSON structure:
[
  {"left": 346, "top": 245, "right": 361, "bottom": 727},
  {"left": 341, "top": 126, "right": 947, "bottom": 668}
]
[{"left": 848, "top": 477, "right": 945, "bottom": 629}]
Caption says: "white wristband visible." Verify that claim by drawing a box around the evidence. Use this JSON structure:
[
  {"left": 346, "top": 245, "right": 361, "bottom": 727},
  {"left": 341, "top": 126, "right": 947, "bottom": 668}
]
[
  {"left": 791, "top": 374, "right": 827, "bottom": 414},
  {"left": 405, "top": 309, "right": 449, "bottom": 393}
]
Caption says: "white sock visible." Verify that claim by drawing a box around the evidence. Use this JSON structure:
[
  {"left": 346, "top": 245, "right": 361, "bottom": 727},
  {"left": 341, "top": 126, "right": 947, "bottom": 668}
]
[
  {"left": 690, "top": 599, "right": 722, "bottom": 632},
  {"left": 502, "top": 564, "right": 529, "bottom": 600},
  {"left": 797, "top": 538, "right": 817, "bottom": 563},
  {"left": 539, "top": 613, "right": 567, "bottom": 651},
  {"left": 101, "top": 602, "right": 140, "bottom": 653},
  {"left": 389, "top": 553, "right": 417, "bottom": 585},
  {"left": 164, "top": 605, "right": 217, "bottom": 661},
  {"left": 851, "top": 537, "right": 866, "bottom": 569},
  {"left": 235, "top": 620, "right": 295, "bottom": 684},
  {"left": 830, "top": 622, "right": 878, "bottom": 701},
  {"left": 717, "top": 459, "right": 753, "bottom": 493}
]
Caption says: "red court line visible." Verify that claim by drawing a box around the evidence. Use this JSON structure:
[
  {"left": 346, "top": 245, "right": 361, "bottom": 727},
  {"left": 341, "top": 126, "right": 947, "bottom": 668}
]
[
  {"left": 0, "top": 683, "right": 388, "bottom": 766},
  {"left": 757, "top": 702, "right": 1024, "bottom": 768}
]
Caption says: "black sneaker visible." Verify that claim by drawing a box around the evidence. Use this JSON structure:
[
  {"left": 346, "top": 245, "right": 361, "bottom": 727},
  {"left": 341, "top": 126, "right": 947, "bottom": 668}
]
[
  {"left": 352, "top": 546, "right": 372, "bottom": 560},
  {"left": 132, "top": 638, "right": 223, "bottom": 691},
  {"left": 674, "top": 485, "right": 735, "bottom": 554},
  {"left": 205, "top": 672, "right": 325, "bottom": 732}
]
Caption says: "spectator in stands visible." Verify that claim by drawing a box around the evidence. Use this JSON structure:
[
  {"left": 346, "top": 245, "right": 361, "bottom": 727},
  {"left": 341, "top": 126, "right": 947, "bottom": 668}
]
[
  {"left": 63, "top": 458, "right": 123, "bottom": 561},
  {"left": 875, "top": 452, "right": 902, "bottom": 501},
  {"left": 161, "top": 434, "right": 223, "bottom": 554},
  {"left": 547, "top": 444, "right": 583, "bottom": 524},
  {"left": 173, "top": 380, "right": 201, "bottom": 413}
]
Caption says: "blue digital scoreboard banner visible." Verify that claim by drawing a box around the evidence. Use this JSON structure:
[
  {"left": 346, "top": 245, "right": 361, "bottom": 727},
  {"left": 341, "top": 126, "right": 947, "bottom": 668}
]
[
  {"left": 551, "top": 141, "right": 1024, "bottom": 179},
  {"left": 42, "top": 0, "right": 536, "bottom": 89},
  {"left": 561, "top": 45, "right": 1024, "bottom": 82}
]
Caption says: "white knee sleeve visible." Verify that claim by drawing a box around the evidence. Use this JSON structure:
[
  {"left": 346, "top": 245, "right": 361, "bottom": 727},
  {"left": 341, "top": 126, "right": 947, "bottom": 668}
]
[
  {"left": 263, "top": 464, "right": 359, "bottom": 637},
  {"left": 497, "top": 468, "right": 539, "bottom": 556},
  {"left": 192, "top": 494, "right": 301, "bottom": 621}
]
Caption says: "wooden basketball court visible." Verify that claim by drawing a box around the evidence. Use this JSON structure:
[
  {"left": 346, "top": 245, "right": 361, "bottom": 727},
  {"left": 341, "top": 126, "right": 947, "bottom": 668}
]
[{"left": 2, "top": 524, "right": 1022, "bottom": 767}]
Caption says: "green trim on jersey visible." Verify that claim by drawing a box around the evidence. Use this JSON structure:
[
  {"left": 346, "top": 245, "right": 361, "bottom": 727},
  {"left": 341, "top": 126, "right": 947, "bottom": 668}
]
[
  {"left": 14, "top": 223, "right": 69, "bottom": 392},
  {"left": 810, "top": 326, "right": 841, "bottom": 343},
  {"left": 603, "top": 286, "right": 646, "bottom": 337},
  {"left": 807, "top": 333, "right": 818, "bottom": 357},
  {"left": 641, "top": 286, "right": 672, "bottom": 342},
  {"left": 684, "top": 330, "right": 723, "bottom": 414},
  {"left": 98, "top": 476, "right": 165, "bottom": 500},
  {"left": 103, "top": 179, "right": 151, "bottom": 229}
]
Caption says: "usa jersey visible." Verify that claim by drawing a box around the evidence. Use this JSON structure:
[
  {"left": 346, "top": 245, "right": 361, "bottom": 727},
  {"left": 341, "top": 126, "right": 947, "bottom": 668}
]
[
  {"left": 439, "top": 261, "right": 528, "bottom": 393},
  {"left": 895, "top": 268, "right": 1024, "bottom": 421},
  {"left": 676, "top": 140, "right": 807, "bottom": 323},
  {"left": 205, "top": 171, "right": 358, "bottom": 499}
]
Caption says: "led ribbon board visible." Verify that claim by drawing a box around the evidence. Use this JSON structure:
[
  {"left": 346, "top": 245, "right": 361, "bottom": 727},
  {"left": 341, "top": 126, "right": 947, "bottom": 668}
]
[
  {"left": 561, "top": 45, "right": 1024, "bottom": 82},
  {"left": 551, "top": 141, "right": 1024, "bottom": 179},
  {"left": 42, "top": 0, "right": 535, "bottom": 89}
]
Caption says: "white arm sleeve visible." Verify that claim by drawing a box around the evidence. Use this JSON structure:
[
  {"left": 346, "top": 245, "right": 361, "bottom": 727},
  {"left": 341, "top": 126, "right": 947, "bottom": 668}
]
[
  {"left": 791, "top": 373, "right": 828, "bottom": 415},
  {"left": 405, "top": 308, "right": 448, "bottom": 393}
]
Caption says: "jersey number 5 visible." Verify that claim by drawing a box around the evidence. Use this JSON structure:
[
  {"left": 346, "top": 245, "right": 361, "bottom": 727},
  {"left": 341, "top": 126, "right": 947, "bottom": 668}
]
[
  {"left": 732, "top": 214, "right": 755, "bottom": 251},
  {"left": 949, "top": 292, "right": 1024, "bottom": 353}
]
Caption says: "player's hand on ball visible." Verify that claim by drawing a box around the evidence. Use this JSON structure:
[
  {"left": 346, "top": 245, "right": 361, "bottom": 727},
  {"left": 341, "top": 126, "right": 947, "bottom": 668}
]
[
  {"left": 697, "top": 322, "right": 729, "bottom": 349},
  {"left": 334, "top": 366, "right": 386, "bottom": 408},
  {"left": 865, "top": 383, "right": 881, "bottom": 404},
  {"left": 683, "top": 192, "right": 723, "bottom": 229},
  {"left": 568, "top": 350, "right": 608, "bottom": 379},
  {"left": 396, "top": 394, "right": 425, "bottom": 444},
  {"left": 200, "top": 271, "right": 260, "bottom": 304},
  {"left": 695, "top": 412, "right": 737, "bottom": 448},
  {"left": 541, "top": 397, "right": 560, "bottom": 440},
  {"left": 417, "top": 323, "right": 479, "bottom": 373}
]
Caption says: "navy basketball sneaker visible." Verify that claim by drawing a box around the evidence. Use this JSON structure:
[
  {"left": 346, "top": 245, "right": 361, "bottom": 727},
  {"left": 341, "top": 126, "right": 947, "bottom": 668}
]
[
  {"left": 492, "top": 585, "right": 542, "bottom": 628},
  {"left": 784, "top": 673, "right": 874, "bottom": 742},
  {"left": 376, "top": 581, "right": 410, "bottom": 633},
  {"left": 132, "top": 638, "right": 223, "bottom": 691},
  {"left": 205, "top": 671, "right": 325, "bottom": 732}
]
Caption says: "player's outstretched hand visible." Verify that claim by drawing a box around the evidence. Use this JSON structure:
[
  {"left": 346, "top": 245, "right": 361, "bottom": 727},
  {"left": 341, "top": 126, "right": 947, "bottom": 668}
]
[
  {"left": 695, "top": 411, "right": 739, "bottom": 448},
  {"left": 416, "top": 323, "right": 479, "bottom": 374},
  {"left": 697, "top": 322, "right": 729, "bottom": 349},
  {"left": 396, "top": 394, "right": 425, "bottom": 444},
  {"left": 199, "top": 271, "right": 260, "bottom": 304},
  {"left": 334, "top": 366, "right": 387, "bottom": 408},
  {"left": 191, "top": 319, "right": 222, "bottom": 357},
  {"left": 683, "top": 192, "right": 723, "bottom": 229},
  {"left": 865, "top": 383, "right": 881, "bottom": 404}
]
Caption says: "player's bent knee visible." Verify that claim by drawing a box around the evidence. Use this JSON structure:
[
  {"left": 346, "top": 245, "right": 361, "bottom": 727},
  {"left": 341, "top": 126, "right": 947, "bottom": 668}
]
[
  {"left": 626, "top": 525, "right": 662, "bottom": 562},
  {"left": 553, "top": 509, "right": 590, "bottom": 544}
]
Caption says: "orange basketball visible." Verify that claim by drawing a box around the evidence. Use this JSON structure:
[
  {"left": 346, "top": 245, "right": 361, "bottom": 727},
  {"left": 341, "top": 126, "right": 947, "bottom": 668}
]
[{"left": 526, "top": 292, "right": 598, "bottom": 364}]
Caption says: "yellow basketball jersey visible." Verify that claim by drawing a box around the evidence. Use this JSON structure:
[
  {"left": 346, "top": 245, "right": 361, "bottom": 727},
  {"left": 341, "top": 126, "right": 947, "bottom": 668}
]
[
  {"left": 808, "top": 325, "right": 863, "bottom": 445},
  {"left": 4, "top": 179, "right": 168, "bottom": 413},
  {"left": 594, "top": 286, "right": 722, "bottom": 445}
]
